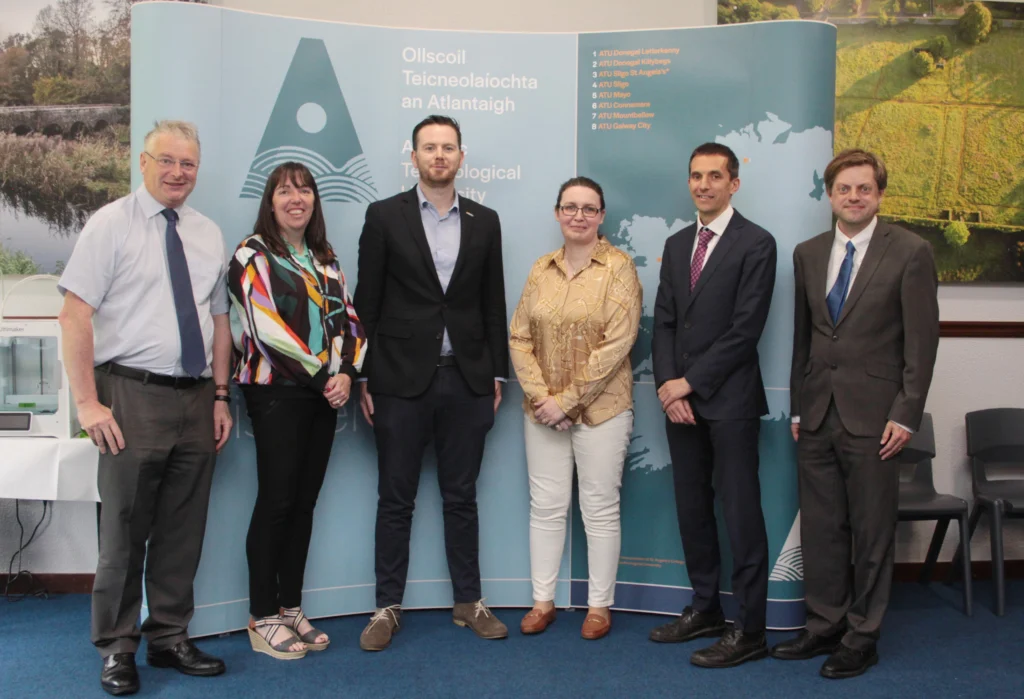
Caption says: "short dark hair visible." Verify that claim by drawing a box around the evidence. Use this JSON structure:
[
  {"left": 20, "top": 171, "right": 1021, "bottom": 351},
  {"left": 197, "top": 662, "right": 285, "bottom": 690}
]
[
  {"left": 412, "top": 115, "right": 462, "bottom": 149},
  {"left": 251, "top": 162, "right": 334, "bottom": 265},
  {"left": 824, "top": 149, "right": 888, "bottom": 194},
  {"left": 555, "top": 176, "right": 605, "bottom": 211},
  {"left": 689, "top": 143, "right": 740, "bottom": 180}
]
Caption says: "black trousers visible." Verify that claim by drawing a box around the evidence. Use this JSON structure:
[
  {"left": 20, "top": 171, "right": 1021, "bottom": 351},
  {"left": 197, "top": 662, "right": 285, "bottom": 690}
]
[
  {"left": 798, "top": 400, "right": 900, "bottom": 651},
  {"left": 241, "top": 384, "right": 337, "bottom": 618},
  {"left": 372, "top": 366, "right": 495, "bottom": 607},
  {"left": 91, "top": 371, "right": 216, "bottom": 657},
  {"left": 665, "top": 414, "right": 769, "bottom": 632}
]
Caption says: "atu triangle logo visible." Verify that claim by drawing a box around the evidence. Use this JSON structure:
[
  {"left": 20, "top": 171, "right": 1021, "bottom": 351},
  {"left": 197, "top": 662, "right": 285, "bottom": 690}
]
[{"left": 241, "top": 38, "right": 378, "bottom": 203}]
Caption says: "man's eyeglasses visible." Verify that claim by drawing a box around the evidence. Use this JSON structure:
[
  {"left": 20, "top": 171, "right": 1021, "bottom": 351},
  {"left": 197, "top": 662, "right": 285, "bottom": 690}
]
[
  {"left": 144, "top": 152, "right": 198, "bottom": 173},
  {"left": 559, "top": 204, "right": 602, "bottom": 218}
]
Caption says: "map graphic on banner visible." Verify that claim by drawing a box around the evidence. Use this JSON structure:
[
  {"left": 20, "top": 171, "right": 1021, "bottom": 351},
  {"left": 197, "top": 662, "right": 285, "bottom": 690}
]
[
  {"left": 240, "top": 38, "right": 379, "bottom": 203},
  {"left": 130, "top": 3, "right": 836, "bottom": 636},
  {"left": 573, "top": 25, "right": 835, "bottom": 627}
]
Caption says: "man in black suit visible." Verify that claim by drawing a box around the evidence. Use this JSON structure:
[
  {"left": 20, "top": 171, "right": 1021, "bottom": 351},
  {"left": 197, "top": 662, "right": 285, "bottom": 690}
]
[
  {"left": 353, "top": 115, "right": 508, "bottom": 651},
  {"left": 772, "top": 150, "right": 939, "bottom": 678},
  {"left": 648, "top": 143, "right": 777, "bottom": 668}
]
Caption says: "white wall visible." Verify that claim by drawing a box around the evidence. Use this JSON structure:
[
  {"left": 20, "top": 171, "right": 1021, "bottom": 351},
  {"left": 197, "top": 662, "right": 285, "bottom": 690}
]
[{"left": 209, "top": 0, "right": 718, "bottom": 32}]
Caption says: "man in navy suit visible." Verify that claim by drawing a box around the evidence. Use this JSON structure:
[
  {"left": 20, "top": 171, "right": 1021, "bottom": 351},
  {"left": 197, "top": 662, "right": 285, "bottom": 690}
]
[{"left": 648, "top": 143, "right": 777, "bottom": 668}]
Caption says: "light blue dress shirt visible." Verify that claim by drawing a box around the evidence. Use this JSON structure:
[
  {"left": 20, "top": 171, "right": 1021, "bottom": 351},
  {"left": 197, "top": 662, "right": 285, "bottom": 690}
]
[{"left": 416, "top": 185, "right": 460, "bottom": 356}]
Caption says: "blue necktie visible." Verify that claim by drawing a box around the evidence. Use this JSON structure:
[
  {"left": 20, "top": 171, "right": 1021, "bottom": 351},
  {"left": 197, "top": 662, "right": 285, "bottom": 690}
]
[
  {"left": 162, "top": 209, "right": 207, "bottom": 377},
  {"left": 826, "top": 240, "right": 856, "bottom": 325}
]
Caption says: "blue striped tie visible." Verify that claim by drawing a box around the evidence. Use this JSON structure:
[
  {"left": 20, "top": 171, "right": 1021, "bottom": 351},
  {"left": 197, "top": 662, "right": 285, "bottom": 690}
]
[
  {"left": 162, "top": 209, "right": 206, "bottom": 377},
  {"left": 827, "top": 241, "right": 856, "bottom": 325}
]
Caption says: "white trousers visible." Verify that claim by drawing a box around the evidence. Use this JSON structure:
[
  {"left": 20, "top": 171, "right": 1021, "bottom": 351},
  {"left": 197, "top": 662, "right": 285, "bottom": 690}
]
[{"left": 524, "top": 410, "right": 633, "bottom": 608}]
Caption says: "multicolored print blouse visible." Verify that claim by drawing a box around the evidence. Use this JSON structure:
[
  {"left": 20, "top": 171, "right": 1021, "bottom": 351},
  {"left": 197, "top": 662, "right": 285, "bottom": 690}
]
[{"left": 228, "top": 234, "right": 367, "bottom": 391}]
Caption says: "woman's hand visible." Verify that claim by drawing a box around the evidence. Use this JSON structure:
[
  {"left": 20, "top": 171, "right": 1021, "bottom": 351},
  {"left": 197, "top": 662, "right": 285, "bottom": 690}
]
[
  {"left": 324, "top": 374, "right": 352, "bottom": 408},
  {"left": 533, "top": 396, "right": 568, "bottom": 427}
]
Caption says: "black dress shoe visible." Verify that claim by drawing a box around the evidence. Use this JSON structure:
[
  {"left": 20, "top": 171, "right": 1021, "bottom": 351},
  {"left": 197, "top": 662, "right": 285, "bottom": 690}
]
[
  {"left": 147, "top": 640, "right": 226, "bottom": 677},
  {"left": 690, "top": 628, "right": 769, "bottom": 668},
  {"left": 649, "top": 606, "right": 726, "bottom": 643},
  {"left": 771, "top": 628, "right": 844, "bottom": 660},
  {"left": 820, "top": 643, "right": 879, "bottom": 679},
  {"left": 101, "top": 653, "right": 139, "bottom": 696}
]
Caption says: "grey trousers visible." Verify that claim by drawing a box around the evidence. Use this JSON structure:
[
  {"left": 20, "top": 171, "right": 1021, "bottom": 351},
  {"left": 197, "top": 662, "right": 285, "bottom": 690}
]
[
  {"left": 797, "top": 400, "right": 900, "bottom": 651},
  {"left": 90, "top": 370, "right": 217, "bottom": 657}
]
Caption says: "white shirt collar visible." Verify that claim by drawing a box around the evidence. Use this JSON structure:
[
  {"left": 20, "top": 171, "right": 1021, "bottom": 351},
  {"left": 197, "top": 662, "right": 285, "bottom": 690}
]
[
  {"left": 136, "top": 185, "right": 186, "bottom": 220},
  {"left": 834, "top": 216, "right": 878, "bottom": 249},
  {"left": 696, "top": 205, "right": 734, "bottom": 237}
]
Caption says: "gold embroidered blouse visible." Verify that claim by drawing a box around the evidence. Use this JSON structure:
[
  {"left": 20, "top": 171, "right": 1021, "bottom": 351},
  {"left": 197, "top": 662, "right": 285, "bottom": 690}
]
[{"left": 509, "top": 237, "right": 642, "bottom": 426}]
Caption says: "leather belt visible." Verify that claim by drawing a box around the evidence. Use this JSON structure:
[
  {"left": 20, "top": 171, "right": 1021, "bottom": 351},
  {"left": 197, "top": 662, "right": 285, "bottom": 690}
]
[
  {"left": 98, "top": 362, "right": 208, "bottom": 389},
  {"left": 437, "top": 355, "right": 457, "bottom": 367}
]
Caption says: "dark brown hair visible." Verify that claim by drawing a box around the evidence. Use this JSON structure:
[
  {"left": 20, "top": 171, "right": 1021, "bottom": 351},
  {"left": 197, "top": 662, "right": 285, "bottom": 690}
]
[
  {"left": 824, "top": 149, "right": 888, "bottom": 194},
  {"left": 689, "top": 142, "right": 740, "bottom": 180},
  {"left": 252, "top": 162, "right": 335, "bottom": 265},
  {"left": 555, "top": 176, "right": 605, "bottom": 211},
  {"left": 412, "top": 115, "right": 462, "bottom": 149}
]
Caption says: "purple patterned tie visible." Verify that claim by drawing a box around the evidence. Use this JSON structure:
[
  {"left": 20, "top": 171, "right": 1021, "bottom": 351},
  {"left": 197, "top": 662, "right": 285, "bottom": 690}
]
[{"left": 689, "top": 226, "right": 716, "bottom": 292}]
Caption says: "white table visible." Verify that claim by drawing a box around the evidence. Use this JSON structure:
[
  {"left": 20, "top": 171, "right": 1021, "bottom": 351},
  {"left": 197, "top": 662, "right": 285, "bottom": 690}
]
[{"left": 0, "top": 438, "right": 99, "bottom": 502}]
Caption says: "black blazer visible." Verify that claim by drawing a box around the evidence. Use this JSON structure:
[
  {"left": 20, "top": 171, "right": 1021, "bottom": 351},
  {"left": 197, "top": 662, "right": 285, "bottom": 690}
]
[
  {"left": 353, "top": 190, "right": 508, "bottom": 398},
  {"left": 652, "top": 210, "right": 777, "bottom": 420}
]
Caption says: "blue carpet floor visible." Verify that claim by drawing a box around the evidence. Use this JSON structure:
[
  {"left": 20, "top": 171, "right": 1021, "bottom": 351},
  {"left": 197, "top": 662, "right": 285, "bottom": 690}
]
[{"left": 2, "top": 582, "right": 1022, "bottom": 699}]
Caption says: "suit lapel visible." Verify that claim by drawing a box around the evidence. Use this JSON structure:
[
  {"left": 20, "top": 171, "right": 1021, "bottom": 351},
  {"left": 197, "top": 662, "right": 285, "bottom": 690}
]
[
  {"left": 447, "top": 196, "right": 473, "bottom": 294},
  {"left": 690, "top": 214, "right": 742, "bottom": 301},
  {"left": 811, "top": 232, "right": 833, "bottom": 326},
  {"left": 836, "top": 221, "right": 892, "bottom": 327},
  {"left": 400, "top": 191, "right": 444, "bottom": 293}
]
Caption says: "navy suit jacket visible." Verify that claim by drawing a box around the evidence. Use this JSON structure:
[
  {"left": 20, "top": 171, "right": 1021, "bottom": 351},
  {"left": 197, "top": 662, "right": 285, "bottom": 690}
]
[{"left": 652, "top": 210, "right": 777, "bottom": 420}]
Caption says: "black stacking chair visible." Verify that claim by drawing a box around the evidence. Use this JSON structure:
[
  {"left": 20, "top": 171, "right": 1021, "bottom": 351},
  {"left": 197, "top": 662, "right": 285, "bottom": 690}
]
[
  {"left": 959, "top": 408, "right": 1024, "bottom": 616},
  {"left": 897, "top": 413, "right": 972, "bottom": 616}
]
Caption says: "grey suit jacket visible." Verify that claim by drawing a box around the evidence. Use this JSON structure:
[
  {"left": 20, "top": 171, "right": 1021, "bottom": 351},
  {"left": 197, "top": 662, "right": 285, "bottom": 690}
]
[{"left": 790, "top": 220, "right": 939, "bottom": 437}]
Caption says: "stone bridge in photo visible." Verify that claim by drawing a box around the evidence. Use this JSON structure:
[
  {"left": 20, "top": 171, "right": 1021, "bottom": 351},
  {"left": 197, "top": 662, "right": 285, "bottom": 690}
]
[{"left": 0, "top": 104, "right": 129, "bottom": 137}]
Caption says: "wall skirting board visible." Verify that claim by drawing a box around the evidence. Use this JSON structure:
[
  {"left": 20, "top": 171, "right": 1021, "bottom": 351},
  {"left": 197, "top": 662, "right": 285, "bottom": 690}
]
[{"left": 4, "top": 564, "right": 1021, "bottom": 596}]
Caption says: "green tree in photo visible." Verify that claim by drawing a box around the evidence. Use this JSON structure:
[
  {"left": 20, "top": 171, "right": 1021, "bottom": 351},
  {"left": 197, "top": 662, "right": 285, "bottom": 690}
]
[
  {"left": 958, "top": 2, "right": 992, "bottom": 44},
  {"left": 718, "top": 0, "right": 801, "bottom": 23},
  {"left": 32, "top": 74, "right": 81, "bottom": 104},
  {"left": 944, "top": 221, "right": 971, "bottom": 247},
  {"left": 928, "top": 34, "right": 953, "bottom": 59},
  {"left": 805, "top": 0, "right": 825, "bottom": 13},
  {"left": 911, "top": 50, "right": 936, "bottom": 76},
  {"left": 0, "top": 243, "right": 41, "bottom": 275}
]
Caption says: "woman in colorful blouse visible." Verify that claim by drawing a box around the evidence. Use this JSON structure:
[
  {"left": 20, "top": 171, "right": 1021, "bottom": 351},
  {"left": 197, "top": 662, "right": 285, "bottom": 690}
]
[
  {"left": 229, "top": 162, "right": 366, "bottom": 660},
  {"left": 509, "top": 176, "right": 641, "bottom": 641}
]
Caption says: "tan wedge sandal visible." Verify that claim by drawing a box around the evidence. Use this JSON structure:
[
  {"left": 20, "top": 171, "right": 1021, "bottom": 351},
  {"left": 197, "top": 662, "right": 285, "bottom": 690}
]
[
  {"left": 280, "top": 607, "right": 330, "bottom": 651},
  {"left": 248, "top": 616, "right": 308, "bottom": 660}
]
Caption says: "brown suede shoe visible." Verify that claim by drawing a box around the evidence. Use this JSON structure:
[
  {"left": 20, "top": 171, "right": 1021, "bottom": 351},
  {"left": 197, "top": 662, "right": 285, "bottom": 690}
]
[
  {"left": 520, "top": 607, "right": 557, "bottom": 635},
  {"left": 359, "top": 605, "right": 401, "bottom": 651},
  {"left": 581, "top": 614, "right": 611, "bottom": 640},
  {"left": 452, "top": 599, "right": 508, "bottom": 639}
]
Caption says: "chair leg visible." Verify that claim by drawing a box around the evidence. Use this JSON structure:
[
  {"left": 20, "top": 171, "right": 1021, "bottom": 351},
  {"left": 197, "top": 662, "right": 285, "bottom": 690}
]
[
  {"left": 990, "top": 503, "right": 1005, "bottom": 617},
  {"left": 949, "top": 505, "right": 983, "bottom": 583},
  {"left": 958, "top": 511, "right": 972, "bottom": 617},
  {"left": 920, "top": 518, "right": 950, "bottom": 585}
]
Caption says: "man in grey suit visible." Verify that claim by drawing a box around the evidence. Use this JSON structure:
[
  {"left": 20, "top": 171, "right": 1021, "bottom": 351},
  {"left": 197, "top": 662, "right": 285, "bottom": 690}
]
[{"left": 772, "top": 149, "right": 939, "bottom": 679}]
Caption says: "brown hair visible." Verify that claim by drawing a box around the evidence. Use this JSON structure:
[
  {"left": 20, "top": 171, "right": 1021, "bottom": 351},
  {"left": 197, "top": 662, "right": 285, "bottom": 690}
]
[
  {"left": 824, "top": 149, "right": 888, "bottom": 194},
  {"left": 555, "top": 176, "right": 605, "bottom": 211},
  {"left": 412, "top": 115, "right": 462, "bottom": 149},
  {"left": 252, "top": 162, "right": 335, "bottom": 265}
]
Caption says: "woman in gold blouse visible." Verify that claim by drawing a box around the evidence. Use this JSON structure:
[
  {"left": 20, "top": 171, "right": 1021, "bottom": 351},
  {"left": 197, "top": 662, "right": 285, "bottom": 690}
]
[{"left": 509, "top": 176, "right": 641, "bottom": 640}]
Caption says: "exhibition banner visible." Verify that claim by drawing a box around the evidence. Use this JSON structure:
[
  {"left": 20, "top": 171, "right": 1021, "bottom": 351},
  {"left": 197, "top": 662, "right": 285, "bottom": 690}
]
[{"left": 130, "top": 3, "right": 835, "bottom": 635}]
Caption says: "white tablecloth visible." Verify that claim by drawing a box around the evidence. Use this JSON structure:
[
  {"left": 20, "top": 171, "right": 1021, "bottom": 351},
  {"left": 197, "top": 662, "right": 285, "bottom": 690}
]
[{"left": 0, "top": 438, "right": 99, "bottom": 501}]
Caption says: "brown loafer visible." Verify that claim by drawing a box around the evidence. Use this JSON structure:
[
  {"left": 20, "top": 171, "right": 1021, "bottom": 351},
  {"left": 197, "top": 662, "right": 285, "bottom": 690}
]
[
  {"left": 581, "top": 614, "right": 611, "bottom": 640},
  {"left": 520, "top": 607, "right": 557, "bottom": 635}
]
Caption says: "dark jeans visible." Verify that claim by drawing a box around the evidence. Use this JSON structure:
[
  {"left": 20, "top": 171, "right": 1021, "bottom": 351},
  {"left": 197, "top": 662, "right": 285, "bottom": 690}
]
[
  {"left": 241, "top": 384, "right": 337, "bottom": 617},
  {"left": 91, "top": 371, "right": 216, "bottom": 657},
  {"left": 665, "top": 413, "right": 769, "bottom": 632},
  {"left": 372, "top": 366, "right": 495, "bottom": 607}
]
